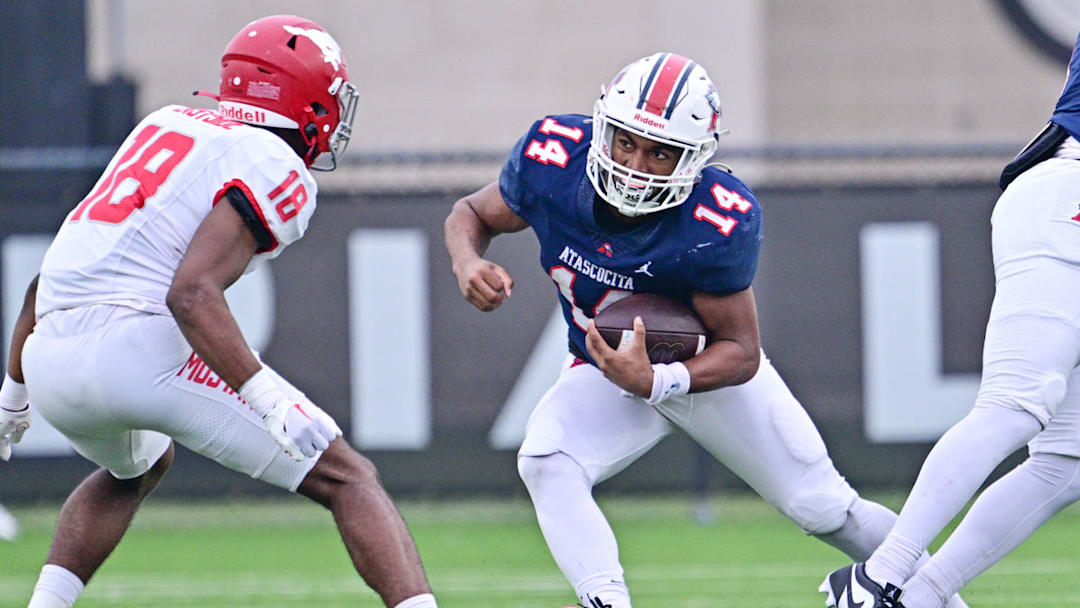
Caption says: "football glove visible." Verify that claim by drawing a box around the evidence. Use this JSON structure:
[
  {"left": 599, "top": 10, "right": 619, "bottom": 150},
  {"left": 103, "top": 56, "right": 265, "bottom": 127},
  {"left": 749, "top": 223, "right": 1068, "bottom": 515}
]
[
  {"left": 239, "top": 368, "right": 342, "bottom": 461},
  {"left": 0, "top": 375, "right": 30, "bottom": 462},
  {"left": 264, "top": 399, "right": 342, "bottom": 461}
]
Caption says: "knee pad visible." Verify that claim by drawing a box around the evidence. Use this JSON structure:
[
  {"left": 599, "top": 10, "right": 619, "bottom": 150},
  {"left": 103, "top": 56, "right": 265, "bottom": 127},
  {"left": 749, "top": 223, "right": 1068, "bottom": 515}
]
[
  {"left": 517, "top": 452, "right": 587, "bottom": 490},
  {"left": 783, "top": 486, "right": 855, "bottom": 534},
  {"left": 978, "top": 372, "right": 1067, "bottom": 426},
  {"left": 1039, "top": 374, "right": 1069, "bottom": 419},
  {"left": 979, "top": 311, "right": 1078, "bottom": 424},
  {"left": 1026, "top": 452, "right": 1080, "bottom": 502}
]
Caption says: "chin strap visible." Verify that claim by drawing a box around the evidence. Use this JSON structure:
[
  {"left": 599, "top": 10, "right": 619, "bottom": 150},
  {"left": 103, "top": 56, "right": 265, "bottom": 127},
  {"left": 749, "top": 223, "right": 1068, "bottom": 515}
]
[{"left": 301, "top": 122, "right": 321, "bottom": 166}]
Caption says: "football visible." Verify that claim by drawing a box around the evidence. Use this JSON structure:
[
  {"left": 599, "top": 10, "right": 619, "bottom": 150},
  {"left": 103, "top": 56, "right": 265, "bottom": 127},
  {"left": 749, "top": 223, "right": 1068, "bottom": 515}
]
[{"left": 593, "top": 293, "right": 709, "bottom": 363}]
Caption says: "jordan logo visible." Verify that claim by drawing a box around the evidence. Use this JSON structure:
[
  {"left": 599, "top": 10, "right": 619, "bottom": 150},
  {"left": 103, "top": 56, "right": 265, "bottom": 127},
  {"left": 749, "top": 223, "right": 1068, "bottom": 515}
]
[
  {"left": 587, "top": 597, "right": 613, "bottom": 608},
  {"left": 635, "top": 261, "right": 654, "bottom": 277}
]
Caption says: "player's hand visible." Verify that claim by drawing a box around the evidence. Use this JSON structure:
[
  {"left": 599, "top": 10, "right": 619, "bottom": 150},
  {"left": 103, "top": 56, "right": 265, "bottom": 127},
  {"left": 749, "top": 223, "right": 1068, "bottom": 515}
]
[
  {"left": 264, "top": 399, "right": 343, "bottom": 461},
  {"left": 585, "top": 316, "right": 653, "bottom": 398},
  {"left": 0, "top": 406, "right": 29, "bottom": 462},
  {"left": 0, "top": 376, "right": 31, "bottom": 462},
  {"left": 453, "top": 257, "right": 514, "bottom": 312}
]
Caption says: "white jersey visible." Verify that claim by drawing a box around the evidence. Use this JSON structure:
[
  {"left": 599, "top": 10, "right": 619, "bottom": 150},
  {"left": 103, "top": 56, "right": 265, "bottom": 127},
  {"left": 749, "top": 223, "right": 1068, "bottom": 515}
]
[{"left": 36, "top": 105, "right": 317, "bottom": 318}]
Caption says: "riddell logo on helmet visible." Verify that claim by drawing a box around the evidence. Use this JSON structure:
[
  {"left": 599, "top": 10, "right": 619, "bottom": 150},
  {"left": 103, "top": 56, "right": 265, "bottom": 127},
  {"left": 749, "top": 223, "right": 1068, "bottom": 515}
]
[
  {"left": 220, "top": 105, "right": 268, "bottom": 124},
  {"left": 633, "top": 113, "right": 666, "bottom": 130}
]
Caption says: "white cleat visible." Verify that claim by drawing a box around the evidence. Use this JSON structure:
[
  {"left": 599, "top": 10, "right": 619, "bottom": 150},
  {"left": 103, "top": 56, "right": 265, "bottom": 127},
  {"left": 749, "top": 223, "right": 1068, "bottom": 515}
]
[{"left": 0, "top": 503, "right": 19, "bottom": 541}]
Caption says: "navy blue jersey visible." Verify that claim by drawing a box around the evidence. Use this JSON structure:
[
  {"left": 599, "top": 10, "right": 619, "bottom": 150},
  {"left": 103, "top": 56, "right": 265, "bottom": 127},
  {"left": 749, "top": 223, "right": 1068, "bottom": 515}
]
[
  {"left": 1052, "top": 32, "right": 1080, "bottom": 141},
  {"left": 499, "top": 114, "right": 763, "bottom": 362}
]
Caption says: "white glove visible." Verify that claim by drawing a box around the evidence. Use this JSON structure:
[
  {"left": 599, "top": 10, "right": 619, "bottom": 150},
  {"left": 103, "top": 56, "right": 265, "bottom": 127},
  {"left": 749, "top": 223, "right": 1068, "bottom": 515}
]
[
  {"left": 0, "top": 375, "right": 31, "bottom": 462},
  {"left": 239, "top": 368, "right": 342, "bottom": 461},
  {"left": 264, "top": 399, "right": 342, "bottom": 461}
]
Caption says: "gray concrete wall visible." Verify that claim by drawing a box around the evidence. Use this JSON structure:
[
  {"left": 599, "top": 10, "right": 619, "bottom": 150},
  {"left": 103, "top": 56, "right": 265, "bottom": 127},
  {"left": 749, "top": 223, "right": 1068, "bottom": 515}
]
[
  {"left": 767, "top": 0, "right": 1065, "bottom": 143},
  {"left": 86, "top": 1, "right": 1072, "bottom": 152}
]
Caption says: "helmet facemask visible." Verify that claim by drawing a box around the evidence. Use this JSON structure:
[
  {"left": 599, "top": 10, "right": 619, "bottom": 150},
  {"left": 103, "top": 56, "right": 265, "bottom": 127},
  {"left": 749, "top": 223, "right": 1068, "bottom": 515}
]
[
  {"left": 308, "top": 78, "right": 359, "bottom": 171},
  {"left": 587, "top": 100, "right": 718, "bottom": 217}
]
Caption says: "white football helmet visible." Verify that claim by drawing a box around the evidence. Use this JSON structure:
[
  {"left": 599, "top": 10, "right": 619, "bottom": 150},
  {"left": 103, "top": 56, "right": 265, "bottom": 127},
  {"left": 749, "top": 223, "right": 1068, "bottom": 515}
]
[{"left": 586, "top": 52, "right": 727, "bottom": 216}]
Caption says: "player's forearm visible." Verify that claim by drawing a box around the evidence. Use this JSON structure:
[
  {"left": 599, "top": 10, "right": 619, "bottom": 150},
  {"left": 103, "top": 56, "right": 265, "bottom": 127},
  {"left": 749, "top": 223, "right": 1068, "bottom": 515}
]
[
  {"left": 6, "top": 275, "right": 39, "bottom": 383},
  {"left": 685, "top": 339, "right": 760, "bottom": 392},
  {"left": 444, "top": 199, "right": 496, "bottom": 269},
  {"left": 167, "top": 280, "right": 261, "bottom": 391}
]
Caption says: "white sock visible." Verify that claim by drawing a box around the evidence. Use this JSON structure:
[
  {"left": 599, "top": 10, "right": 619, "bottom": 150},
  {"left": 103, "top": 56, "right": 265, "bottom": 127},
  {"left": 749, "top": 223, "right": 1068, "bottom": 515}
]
[
  {"left": 866, "top": 406, "right": 1041, "bottom": 585},
  {"left": 815, "top": 497, "right": 897, "bottom": 560},
  {"left": 28, "top": 565, "right": 84, "bottom": 608},
  {"left": 0, "top": 502, "right": 19, "bottom": 541},
  {"left": 518, "top": 453, "right": 629, "bottom": 607},
  {"left": 815, "top": 498, "right": 968, "bottom": 607},
  {"left": 900, "top": 574, "right": 948, "bottom": 608},
  {"left": 392, "top": 593, "right": 437, "bottom": 608},
  {"left": 576, "top": 572, "right": 631, "bottom": 608}
]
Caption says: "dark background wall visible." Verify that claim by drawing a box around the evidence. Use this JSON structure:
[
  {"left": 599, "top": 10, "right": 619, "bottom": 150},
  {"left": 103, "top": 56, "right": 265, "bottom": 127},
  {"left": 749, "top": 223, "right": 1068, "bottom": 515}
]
[
  {"left": 0, "top": 1, "right": 1019, "bottom": 502},
  {"left": 0, "top": 182, "right": 1003, "bottom": 500}
]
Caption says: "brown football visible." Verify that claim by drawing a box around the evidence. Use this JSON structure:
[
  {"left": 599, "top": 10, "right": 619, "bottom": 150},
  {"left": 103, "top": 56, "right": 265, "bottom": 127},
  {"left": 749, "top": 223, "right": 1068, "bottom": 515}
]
[{"left": 593, "top": 293, "right": 709, "bottom": 364}]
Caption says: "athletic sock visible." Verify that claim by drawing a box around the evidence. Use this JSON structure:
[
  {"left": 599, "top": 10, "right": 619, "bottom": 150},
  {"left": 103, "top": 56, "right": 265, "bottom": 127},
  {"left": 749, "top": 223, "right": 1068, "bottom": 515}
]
[
  {"left": 27, "top": 565, "right": 84, "bottom": 608},
  {"left": 906, "top": 452, "right": 1080, "bottom": 607},
  {"left": 392, "top": 593, "right": 437, "bottom": 608},
  {"left": 519, "top": 453, "right": 628, "bottom": 605},
  {"left": 900, "top": 574, "right": 948, "bottom": 608},
  {"left": 866, "top": 406, "right": 1041, "bottom": 585},
  {"left": 576, "top": 572, "right": 631, "bottom": 608},
  {"left": 815, "top": 497, "right": 896, "bottom": 560}
]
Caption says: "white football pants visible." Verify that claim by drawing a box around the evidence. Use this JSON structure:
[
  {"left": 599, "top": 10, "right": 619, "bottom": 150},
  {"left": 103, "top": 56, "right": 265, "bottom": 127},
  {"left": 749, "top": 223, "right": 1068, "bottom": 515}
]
[
  {"left": 520, "top": 352, "right": 858, "bottom": 533},
  {"left": 987, "top": 157, "right": 1080, "bottom": 455},
  {"left": 22, "top": 304, "right": 316, "bottom": 488}
]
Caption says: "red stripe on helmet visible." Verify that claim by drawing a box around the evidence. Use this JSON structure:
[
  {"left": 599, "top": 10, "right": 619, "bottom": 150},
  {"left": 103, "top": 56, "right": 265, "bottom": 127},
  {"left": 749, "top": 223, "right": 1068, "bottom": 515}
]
[{"left": 643, "top": 54, "right": 691, "bottom": 117}]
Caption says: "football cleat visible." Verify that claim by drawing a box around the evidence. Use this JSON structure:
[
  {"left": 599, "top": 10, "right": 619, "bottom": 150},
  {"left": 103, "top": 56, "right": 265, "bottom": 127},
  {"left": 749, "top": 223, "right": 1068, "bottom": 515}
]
[
  {"left": 0, "top": 503, "right": 19, "bottom": 542},
  {"left": 820, "top": 563, "right": 905, "bottom": 608}
]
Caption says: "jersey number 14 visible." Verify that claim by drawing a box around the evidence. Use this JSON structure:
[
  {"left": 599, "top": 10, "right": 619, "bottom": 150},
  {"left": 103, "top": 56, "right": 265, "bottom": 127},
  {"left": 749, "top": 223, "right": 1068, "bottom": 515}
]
[
  {"left": 524, "top": 118, "right": 585, "bottom": 168},
  {"left": 693, "top": 183, "right": 753, "bottom": 236}
]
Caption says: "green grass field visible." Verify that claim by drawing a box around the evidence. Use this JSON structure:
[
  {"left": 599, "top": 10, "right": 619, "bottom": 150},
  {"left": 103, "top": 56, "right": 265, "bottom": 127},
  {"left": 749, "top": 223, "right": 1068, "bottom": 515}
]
[{"left": 2, "top": 494, "right": 1080, "bottom": 607}]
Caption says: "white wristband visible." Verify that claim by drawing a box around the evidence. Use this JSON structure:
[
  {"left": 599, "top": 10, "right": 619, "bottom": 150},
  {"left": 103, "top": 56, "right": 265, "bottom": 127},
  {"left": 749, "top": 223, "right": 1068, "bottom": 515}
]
[
  {"left": 238, "top": 368, "right": 287, "bottom": 418},
  {"left": 646, "top": 362, "right": 691, "bottom": 405},
  {"left": 0, "top": 374, "right": 29, "bottom": 412}
]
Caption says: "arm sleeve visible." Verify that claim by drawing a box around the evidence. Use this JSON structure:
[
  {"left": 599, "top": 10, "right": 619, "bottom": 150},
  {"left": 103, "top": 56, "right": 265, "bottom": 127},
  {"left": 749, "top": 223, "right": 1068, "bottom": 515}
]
[
  {"left": 223, "top": 186, "right": 275, "bottom": 252},
  {"left": 213, "top": 135, "right": 318, "bottom": 258}
]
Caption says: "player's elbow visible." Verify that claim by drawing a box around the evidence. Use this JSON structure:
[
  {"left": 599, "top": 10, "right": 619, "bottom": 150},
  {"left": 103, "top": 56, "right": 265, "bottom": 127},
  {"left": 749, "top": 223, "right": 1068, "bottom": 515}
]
[
  {"left": 731, "top": 347, "right": 761, "bottom": 385},
  {"left": 446, "top": 197, "right": 488, "bottom": 236},
  {"left": 166, "top": 278, "right": 216, "bottom": 324},
  {"left": 714, "top": 343, "right": 760, "bottom": 388}
]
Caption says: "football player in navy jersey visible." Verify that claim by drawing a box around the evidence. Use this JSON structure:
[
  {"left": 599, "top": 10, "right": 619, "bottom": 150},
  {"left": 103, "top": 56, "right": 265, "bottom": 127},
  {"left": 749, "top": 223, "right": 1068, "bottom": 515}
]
[
  {"left": 824, "top": 31, "right": 1080, "bottom": 608},
  {"left": 445, "top": 53, "right": 967, "bottom": 608}
]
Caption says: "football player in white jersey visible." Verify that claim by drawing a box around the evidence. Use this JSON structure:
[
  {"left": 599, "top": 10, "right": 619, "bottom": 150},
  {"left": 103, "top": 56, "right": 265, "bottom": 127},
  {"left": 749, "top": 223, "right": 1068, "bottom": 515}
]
[{"left": 0, "top": 15, "right": 436, "bottom": 608}]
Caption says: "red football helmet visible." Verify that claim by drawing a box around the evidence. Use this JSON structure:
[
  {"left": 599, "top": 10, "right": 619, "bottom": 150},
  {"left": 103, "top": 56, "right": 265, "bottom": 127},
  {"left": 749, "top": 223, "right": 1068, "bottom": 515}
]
[{"left": 204, "top": 15, "right": 359, "bottom": 170}]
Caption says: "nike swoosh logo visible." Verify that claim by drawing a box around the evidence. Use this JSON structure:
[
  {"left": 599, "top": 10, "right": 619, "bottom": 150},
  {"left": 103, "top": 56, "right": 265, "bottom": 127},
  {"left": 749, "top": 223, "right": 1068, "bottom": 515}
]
[{"left": 849, "top": 568, "right": 869, "bottom": 607}]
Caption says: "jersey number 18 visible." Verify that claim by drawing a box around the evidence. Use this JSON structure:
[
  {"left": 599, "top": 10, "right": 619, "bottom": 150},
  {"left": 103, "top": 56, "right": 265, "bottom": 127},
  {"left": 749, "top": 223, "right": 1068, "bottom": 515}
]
[{"left": 69, "top": 125, "right": 194, "bottom": 225}]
